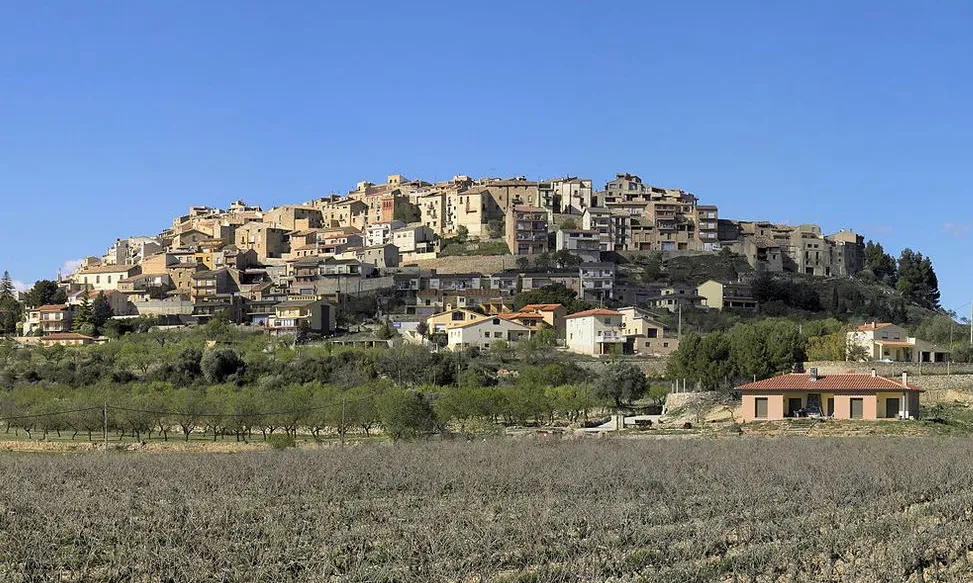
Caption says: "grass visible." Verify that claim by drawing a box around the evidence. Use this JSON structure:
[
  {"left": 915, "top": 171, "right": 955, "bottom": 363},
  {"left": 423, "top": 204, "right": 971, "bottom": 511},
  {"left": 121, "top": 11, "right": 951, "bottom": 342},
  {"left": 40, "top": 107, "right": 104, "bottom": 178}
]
[
  {"left": 4, "top": 439, "right": 973, "bottom": 581},
  {"left": 439, "top": 239, "right": 511, "bottom": 256}
]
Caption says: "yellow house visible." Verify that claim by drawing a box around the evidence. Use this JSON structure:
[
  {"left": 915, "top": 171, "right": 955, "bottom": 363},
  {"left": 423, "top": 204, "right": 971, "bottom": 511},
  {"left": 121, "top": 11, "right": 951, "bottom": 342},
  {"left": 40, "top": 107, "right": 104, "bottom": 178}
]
[
  {"left": 425, "top": 308, "right": 487, "bottom": 333},
  {"left": 697, "top": 280, "right": 757, "bottom": 311},
  {"left": 266, "top": 298, "right": 336, "bottom": 337}
]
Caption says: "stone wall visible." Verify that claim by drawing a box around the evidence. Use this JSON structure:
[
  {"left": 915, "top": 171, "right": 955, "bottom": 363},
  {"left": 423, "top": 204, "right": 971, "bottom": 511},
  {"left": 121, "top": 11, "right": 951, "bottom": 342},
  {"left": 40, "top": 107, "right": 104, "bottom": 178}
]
[
  {"left": 804, "top": 361, "right": 973, "bottom": 377},
  {"left": 316, "top": 276, "right": 395, "bottom": 295},
  {"left": 411, "top": 254, "right": 515, "bottom": 275},
  {"left": 131, "top": 300, "right": 195, "bottom": 316}
]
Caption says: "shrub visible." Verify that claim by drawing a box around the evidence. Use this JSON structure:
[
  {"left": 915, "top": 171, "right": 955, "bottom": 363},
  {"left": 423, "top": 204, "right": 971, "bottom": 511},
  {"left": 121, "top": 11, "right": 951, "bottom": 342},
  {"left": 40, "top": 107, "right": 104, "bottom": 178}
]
[{"left": 267, "top": 433, "right": 296, "bottom": 449}]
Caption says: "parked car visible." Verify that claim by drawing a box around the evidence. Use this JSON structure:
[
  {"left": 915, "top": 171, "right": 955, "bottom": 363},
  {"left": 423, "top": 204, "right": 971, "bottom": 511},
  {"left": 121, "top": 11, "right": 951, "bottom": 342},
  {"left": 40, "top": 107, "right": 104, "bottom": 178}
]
[{"left": 802, "top": 406, "right": 823, "bottom": 419}]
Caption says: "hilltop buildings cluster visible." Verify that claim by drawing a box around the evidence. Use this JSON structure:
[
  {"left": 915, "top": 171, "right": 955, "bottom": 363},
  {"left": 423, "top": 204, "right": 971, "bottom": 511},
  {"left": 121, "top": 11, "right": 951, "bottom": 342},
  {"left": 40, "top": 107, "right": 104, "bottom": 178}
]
[{"left": 22, "top": 171, "right": 878, "bottom": 356}]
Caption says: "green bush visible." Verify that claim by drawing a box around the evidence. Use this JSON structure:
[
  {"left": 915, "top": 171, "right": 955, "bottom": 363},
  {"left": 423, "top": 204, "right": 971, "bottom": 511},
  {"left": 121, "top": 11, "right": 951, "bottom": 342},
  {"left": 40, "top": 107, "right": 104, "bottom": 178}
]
[{"left": 267, "top": 434, "right": 296, "bottom": 449}]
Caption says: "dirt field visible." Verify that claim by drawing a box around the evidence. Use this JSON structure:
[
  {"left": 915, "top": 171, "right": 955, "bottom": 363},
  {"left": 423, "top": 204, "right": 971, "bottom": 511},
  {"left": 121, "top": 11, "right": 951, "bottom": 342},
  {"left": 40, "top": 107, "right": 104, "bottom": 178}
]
[{"left": 3, "top": 438, "right": 973, "bottom": 582}]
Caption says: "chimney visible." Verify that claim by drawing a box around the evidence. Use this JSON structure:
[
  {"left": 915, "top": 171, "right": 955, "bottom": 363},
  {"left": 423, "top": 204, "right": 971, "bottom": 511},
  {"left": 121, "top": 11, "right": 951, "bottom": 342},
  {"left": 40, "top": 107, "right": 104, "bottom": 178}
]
[
  {"left": 871, "top": 368, "right": 877, "bottom": 377},
  {"left": 808, "top": 367, "right": 818, "bottom": 381},
  {"left": 902, "top": 371, "right": 909, "bottom": 387}
]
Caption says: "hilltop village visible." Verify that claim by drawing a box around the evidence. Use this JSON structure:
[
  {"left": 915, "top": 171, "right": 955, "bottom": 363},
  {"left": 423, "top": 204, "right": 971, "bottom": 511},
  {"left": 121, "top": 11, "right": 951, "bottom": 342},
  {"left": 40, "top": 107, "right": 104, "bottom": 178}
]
[
  {"left": 16, "top": 172, "right": 877, "bottom": 356},
  {"left": 20, "top": 172, "right": 874, "bottom": 356},
  {"left": 0, "top": 169, "right": 959, "bottom": 430}
]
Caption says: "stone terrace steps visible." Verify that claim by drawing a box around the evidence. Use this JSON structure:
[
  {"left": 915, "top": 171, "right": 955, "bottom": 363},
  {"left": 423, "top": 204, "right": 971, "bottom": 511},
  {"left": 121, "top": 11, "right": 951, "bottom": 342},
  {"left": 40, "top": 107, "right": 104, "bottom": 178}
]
[{"left": 783, "top": 419, "right": 819, "bottom": 435}]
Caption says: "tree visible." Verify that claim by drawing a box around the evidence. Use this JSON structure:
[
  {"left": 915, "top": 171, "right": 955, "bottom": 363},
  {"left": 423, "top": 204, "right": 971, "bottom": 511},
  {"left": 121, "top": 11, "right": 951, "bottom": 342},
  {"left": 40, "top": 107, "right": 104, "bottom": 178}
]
[
  {"left": 377, "top": 389, "right": 436, "bottom": 440},
  {"left": 863, "top": 241, "right": 897, "bottom": 284},
  {"left": 559, "top": 218, "right": 578, "bottom": 230},
  {"left": 806, "top": 331, "right": 847, "bottom": 362},
  {"left": 415, "top": 322, "right": 429, "bottom": 338},
  {"left": 896, "top": 248, "right": 940, "bottom": 309},
  {"left": 200, "top": 348, "right": 245, "bottom": 384},
  {"left": 89, "top": 292, "right": 114, "bottom": 335},
  {"left": 0, "top": 272, "right": 13, "bottom": 297},
  {"left": 551, "top": 250, "right": 581, "bottom": 269},
  {"left": 72, "top": 291, "right": 92, "bottom": 333},
  {"left": 22, "top": 280, "right": 66, "bottom": 308},
  {"left": 727, "top": 320, "right": 805, "bottom": 381},
  {"left": 593, "top": 362, "right": 647, "bottom": 408},
  {"left": 455, "top": 225, "right": 469, "bottom": 243},
  {"left": 0, "top": 272, "right": 20, "bottom": 335},
  {"left": 638, "top": 252, "right": 664, "bottom": 282},
  {"left": 487, "top": 219, "right": 505, "bottom": 239}
]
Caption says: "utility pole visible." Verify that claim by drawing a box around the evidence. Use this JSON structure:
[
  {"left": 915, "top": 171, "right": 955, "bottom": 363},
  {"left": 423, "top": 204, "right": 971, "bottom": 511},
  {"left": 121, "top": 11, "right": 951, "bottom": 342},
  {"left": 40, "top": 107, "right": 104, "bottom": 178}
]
[
  {"left": 102, "top": 402, "right": 108, "bottom": 450},
  {"left": 677, "top": 303, "right": 682, "bottom": 340},
  {"left": 340, "top": 395, "right": 346, "bottom": 448}
]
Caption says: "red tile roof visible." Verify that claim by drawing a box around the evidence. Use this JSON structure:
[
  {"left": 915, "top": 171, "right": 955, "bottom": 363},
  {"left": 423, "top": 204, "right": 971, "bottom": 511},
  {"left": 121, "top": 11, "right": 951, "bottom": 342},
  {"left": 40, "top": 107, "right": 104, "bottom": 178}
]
[
  {"left": 565, "top": 308, "right": 622, "bottom": 319},
  {"left": 37, "top": 304, "right": 68, "bottom": 312},
  {"left": 857, "top": 322, "right": 894, "bottom": 331},
  {"left": 499, "top": 312, "right": 545, "bottom": 320},
  {"left": 737, "top": 373, "right": 921, "bottom": 392},
  {"left": 521, "top": 303, "right": 564, "bottom": 312}
]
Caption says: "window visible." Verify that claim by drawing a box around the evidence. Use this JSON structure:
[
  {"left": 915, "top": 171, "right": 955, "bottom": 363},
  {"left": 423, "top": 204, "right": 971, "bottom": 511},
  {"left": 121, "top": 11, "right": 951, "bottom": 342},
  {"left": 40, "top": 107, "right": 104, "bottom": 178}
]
[{"left": 755, "top": 398, "right": 768, "bottom": 419}]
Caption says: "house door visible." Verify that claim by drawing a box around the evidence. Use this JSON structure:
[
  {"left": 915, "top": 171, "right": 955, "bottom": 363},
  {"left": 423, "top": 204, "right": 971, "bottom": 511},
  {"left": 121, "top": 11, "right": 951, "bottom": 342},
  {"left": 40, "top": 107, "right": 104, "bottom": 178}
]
[
  {"left": 787, "top": 398, "right": 803, "bottom": 417},
  {"left": 826, "top": 398, "right": 835, "bottom": 417},
  {"left": 807, "top": 394, "right": 821, "bottom": 411},
  {"left": 885, "top": 398, "right": 900, "bottom": 419},
  {"left": 850, "top": 398, "right": 864, "bottom": 420}
]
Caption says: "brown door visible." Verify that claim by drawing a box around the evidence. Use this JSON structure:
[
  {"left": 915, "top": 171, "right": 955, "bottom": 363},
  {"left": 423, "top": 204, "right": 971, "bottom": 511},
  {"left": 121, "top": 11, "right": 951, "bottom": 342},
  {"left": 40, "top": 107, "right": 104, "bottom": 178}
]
[
  {"left": 850, "top": 398, "right": 864, "bottom": 420},
  {"left": 826, "top": 398, "right": 834, "bottom": 417},
  {"left": 885, "top": 398, "right": 899, "bottom": 419}
]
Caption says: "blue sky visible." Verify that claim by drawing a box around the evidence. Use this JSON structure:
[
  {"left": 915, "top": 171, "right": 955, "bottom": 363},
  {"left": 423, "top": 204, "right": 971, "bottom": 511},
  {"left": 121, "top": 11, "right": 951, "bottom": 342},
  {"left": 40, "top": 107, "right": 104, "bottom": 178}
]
[{"left": 1, "top": 1, "right": 970, "bottom": 310}]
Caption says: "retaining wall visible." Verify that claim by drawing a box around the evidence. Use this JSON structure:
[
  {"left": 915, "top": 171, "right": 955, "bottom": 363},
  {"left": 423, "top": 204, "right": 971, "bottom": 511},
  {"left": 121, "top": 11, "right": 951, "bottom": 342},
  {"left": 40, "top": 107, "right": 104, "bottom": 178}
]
[{"left": 804, "top": 361, "right": 973, "bottom": 377}]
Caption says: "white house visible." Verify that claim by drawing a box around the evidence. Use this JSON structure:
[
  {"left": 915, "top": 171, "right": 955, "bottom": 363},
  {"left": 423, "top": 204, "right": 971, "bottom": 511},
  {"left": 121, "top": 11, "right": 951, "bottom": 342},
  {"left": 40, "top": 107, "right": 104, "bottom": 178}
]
[
  {"left": 391, "top": 224, "right": 437, "bottom": 255},
  {"left": 564, "top": 308, "right": 625, "bottom": 356},
  {"left": 72, "top": 265, "right": 141, "bottom": 292},
  {"left": 447, "top": 316, "right": 532, "bottom": 351},
  {"left": 365, "top": 220, "right": 406, "bottom": 248},
  {"left": 848, "top": 322, "right": 950, "bottom": 363}
]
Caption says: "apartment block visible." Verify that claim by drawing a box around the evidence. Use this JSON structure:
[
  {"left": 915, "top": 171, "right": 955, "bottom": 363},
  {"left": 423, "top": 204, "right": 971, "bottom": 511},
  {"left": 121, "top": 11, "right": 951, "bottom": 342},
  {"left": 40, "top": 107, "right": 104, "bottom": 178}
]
[
  {"left": 578, "top": 262, "right": 615, "bottom": 301},
  {"left": 506, "top": 205, "right": 549, "bottom": 256}
]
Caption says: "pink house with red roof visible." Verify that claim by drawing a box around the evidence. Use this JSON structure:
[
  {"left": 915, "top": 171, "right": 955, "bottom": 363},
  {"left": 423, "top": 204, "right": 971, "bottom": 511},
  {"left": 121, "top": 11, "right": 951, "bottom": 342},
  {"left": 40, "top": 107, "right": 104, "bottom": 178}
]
[{"left": 737, "top": 370, "right": 922, "bottom": 422}]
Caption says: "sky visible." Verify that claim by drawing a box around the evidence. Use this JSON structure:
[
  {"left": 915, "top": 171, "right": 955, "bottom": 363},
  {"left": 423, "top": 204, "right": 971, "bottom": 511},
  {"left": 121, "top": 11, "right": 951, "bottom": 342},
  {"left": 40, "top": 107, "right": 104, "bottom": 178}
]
[{"left": 1, "top": 1, "right": 971, "bottom": 310}]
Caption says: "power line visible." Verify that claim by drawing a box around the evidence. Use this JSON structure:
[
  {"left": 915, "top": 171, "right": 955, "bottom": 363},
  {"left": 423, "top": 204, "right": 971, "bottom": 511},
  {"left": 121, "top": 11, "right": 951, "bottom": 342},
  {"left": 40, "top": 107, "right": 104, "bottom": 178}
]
[
  {"left": 0, "top": 406, "right": 102, "bottom": 423},
  {"left": 0, "top": 395, "right": 376, "bottom": 423}
]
